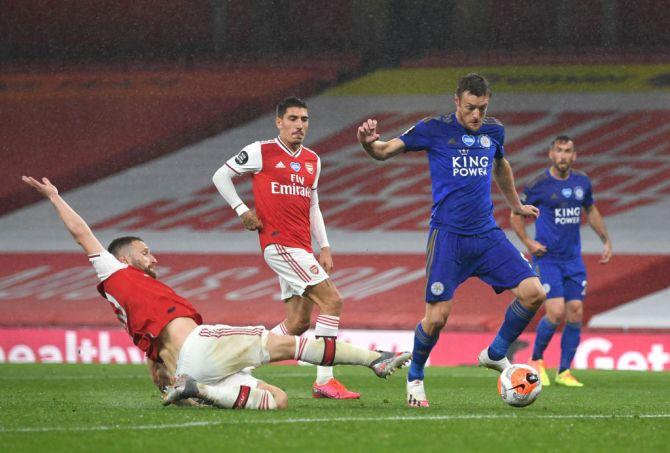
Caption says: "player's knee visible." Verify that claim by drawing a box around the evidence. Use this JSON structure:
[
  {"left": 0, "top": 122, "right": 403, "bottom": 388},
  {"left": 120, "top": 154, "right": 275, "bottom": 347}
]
[
  {"left": 520, "top": 288, "right": 545, "bottom": 311},
  {"left": 423, "top": 314, "right": 447, "bottom": 335},
  {"left": 321, "top": 294, "right": 343, "bottom": 315},
  {"left": 292, "top": 318, "right": 311, "bottom": 335},
  {"left": 545, "top": 308, "right": 565, "bottom": 324}
]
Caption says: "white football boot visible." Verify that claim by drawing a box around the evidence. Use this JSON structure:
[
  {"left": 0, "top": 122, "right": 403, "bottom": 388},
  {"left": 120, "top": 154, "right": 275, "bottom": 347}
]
[
  {"left": 406, "top": 379, "right": 430, "bottom": 408},
  {"left": 477, "top": 348, "right": 511, "bottom": 373}
]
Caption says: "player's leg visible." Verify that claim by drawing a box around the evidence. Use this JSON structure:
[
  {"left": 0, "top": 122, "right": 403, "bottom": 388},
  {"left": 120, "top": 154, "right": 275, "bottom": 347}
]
[
  {"left": 264, "top": 244, "right": 357, "bottom": 398},
  {"left": 406, "top": 300, "right": 451, "bottom": 408},
  {"left": 556, "top": 261, "right": 586, "bottom": 387},
  {"left": 304, "top": 279, "right": 358, "bottom": 398},
  {"left": 476, "top": 229, "right": 545, "bottom": 371},
  {"left": 530, "top": 297, "right": 565, "bottom": 386},
  {"left": 265, "top": 332, "right": 410, "bottom": 378},
  {"left": 164, "top": 372, "right": 286, "bottom": 410},
  {"left": 407, "top": 228, "right": 465, "bottom": 407}
]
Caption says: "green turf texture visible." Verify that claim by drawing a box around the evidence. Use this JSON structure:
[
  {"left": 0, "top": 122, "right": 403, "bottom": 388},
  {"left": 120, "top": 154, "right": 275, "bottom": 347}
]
[{"left": 1, "top": 364, "right": 668, "bottom": 452}]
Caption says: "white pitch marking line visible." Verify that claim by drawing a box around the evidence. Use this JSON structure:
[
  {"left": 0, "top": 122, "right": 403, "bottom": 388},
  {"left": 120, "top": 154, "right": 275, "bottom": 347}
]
[{"left": 2, "top": 414, "right": 669, "bottom": 434}]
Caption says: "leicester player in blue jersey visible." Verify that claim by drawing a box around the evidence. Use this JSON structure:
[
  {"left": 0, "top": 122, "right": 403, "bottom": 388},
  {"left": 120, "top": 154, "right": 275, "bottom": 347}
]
[
  {"left": 511, "top": 136, "right": 612, "bottom": 387},
  {"left": 357, "top": 73, "right": 546, "bottom": 407}
]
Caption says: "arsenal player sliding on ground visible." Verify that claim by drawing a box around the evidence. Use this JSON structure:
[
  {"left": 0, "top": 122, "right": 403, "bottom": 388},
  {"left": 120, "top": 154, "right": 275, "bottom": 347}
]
[
  {"left": 213, "top": 96, "right": 360, "bottom": 399},
  {"left": 21, "top": 175, "right": 410, "bottom": 410}
]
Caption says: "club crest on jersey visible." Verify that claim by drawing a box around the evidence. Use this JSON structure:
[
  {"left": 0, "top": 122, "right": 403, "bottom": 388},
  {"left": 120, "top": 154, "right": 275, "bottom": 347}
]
[
  {"left": 305, "top": 162, "right": 314, "bottom": 174},
  {"left": 462, "top": 135, "right": 476, "bottom": 147},
  {"left": 430, "top": 282, "right": 445, "bottom": 296},
  {"left": 290, "top": 162, "right": 301, "bottom": 172},
  {"left": 574, "top": 186, "right": 584, "bottom": 201},
  {"left": 309, "top": 265, "right": 319, "bottom": 275},
  {"left": 561, "top": 188, "right": 573, "bottom": 198},
  {"left": 479, "top": 135, "right": 491, "bottom": 148},
  {"left": 275, "top": 161, "right": 286, "bottom": 169},
  {"left": 235, "top": 151, "right": 248, "bottom": 165}
]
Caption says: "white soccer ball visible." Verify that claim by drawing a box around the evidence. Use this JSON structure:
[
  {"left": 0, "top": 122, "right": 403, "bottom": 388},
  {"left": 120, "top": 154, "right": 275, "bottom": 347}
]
[{"left": 498, "top": 364, "right": 542, "bottom": 407}]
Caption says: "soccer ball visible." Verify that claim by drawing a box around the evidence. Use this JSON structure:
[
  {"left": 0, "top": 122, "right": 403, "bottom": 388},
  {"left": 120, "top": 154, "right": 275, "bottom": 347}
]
[{"left": 498, "top": 364, "right": 542, "bottom": 407}]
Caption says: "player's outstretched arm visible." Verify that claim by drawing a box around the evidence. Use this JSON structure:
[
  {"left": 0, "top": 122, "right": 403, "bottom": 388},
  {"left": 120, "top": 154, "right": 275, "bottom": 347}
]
[
  {"left": 510, "top": 211, "right": 547, "bottom": 257},
  {"left": 21, "top": 176, "right": 104, "bottom": 255},
  {"left": 357, "top": 119, "right": 406, "bottom": 161},
  {"left": 585, "top": 204, "right": 612, "bottom": 264},
  {"left": 493, "top": 159, "right": 539, "bottom": 219}
]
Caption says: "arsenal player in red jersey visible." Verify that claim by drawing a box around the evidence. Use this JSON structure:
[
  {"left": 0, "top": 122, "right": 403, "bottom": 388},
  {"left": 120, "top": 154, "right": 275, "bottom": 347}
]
[
  {"left": 213, "top": 97, "right": 359, "bottom": 399},
  {"left": 21, "top": 175, "right": 410, "bottom": 409}
]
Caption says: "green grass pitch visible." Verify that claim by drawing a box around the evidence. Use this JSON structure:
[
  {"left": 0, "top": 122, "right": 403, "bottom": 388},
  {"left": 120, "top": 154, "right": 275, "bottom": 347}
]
[{"left": 1, "top": 364, "right": 668, "bottom": 452}]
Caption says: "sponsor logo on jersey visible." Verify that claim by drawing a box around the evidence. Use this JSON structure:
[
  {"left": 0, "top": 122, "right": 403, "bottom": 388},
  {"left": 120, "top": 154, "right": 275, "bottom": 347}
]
[
  {"left": 479, "top": 135, "right": 491, "bottom": 148},
  {"left": 275, "top": 161, "right": 286, "bottom": 168},
  {"left": 554, "top": 206, "right": 581, "bottom": 224},
  {"left": 430, "top": 282, "right": 445, "bottom": 296},
  {"left": 305, "top": 162, "right": 314, "bottom": 174},
  {"left": 452, "top": 155, "right": 490, "bottom": 176},
  {"left": 574, "top": 186, "right": 584, "bottom": 200},
  {"left": 290, "top": 162, "right": 301, "bottom": 172},
  {"left": 235, "top": 151, "right": 248, "bottom": 165},
  {"left": 459, "top": 148, "right": 469, "bottom": 156},
  {"left": 561, "top": 187, "right": 573, "bottom": 198},
  {"left": 551, "top": 193, "right": 559, "bottom": 200},
  {"left": 448, "top": 137, "right": 457, "bottom": 145},
  {"left": 309, "top": 265, "right": 319, "bottom": 274},
  {"left": 462, "top": 135, "right": 476, "bottom": 147}
]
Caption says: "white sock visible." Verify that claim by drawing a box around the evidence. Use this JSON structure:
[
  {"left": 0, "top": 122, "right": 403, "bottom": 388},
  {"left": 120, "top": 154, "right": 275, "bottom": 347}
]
[
  {"left": 315, "top": 315, "right": 339, "bottom": 385},
  {"left": 197, "top": 383, "right": 277, "bottom": 410},
  {"left": 294, "top": 337, "right": 380, "bottom": 367},
  {"left": 270, "top": 321, "right": 289, "bottom": 336}
]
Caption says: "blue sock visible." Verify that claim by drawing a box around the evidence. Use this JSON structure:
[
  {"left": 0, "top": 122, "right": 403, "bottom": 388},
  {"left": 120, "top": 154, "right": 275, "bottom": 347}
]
[
  {"left": 407, "top": 323, "right": 439, "bottom": 381},
  {"left": 488, "top": 299, "right": 537, "bottom": 361},
  {"left": 532, "top": 316, "right": 558, "bottom": 360},
  {"left": 559, "top": 322, "right": 581, "bottom": 373}
]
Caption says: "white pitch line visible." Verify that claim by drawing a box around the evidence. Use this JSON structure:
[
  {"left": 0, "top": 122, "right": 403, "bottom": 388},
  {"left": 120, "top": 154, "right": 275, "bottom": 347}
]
[{"left": 1, "top": 413, "right": 669, "bottom": 434}]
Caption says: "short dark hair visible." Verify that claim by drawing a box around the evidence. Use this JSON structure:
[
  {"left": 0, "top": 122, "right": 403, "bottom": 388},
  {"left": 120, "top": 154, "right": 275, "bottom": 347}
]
[
  {"left": 551, "top": 135, "right": 573, "bottom": 148},
  {"left": 108, "top": 236, "right": 143, "bottom": 257},
  {"left": 456, "top": 73, "right": 492, "bottom": 98},
  {"left": 276, "top": 96, "right": 308, "bottom": 118}
]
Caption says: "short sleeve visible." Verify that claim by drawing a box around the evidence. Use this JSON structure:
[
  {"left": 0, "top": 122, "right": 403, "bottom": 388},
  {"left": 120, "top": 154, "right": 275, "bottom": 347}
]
[
  {"left": 399, "top": 120, "right": 432, "bottom": 152},
  {"left": 89, "top": 250, "right": 127, "bottom": 281},
  {"left": 225, "top": 142, "right": 263, "bottom": 175},
  {"left": 583, "top": 178, "right": 594, "bottom": 207},
  {"left": 492, "top": 126, "right": 505, "bottom": 159},
  {"left": 520, "top": 184, "right": 538, "bottom": 206}
]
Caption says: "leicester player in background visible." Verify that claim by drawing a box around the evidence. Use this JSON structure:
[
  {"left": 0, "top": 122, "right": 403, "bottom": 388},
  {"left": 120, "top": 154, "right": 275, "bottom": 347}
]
[
  {"left": 511, "top": 136, "right": 612, "bottom": 387},
  {"left": 357, "top": 73, "right": 546, "bottom": 407}
]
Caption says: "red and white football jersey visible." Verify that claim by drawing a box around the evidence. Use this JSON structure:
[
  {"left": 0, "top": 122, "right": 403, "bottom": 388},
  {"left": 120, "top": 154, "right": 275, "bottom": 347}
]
[
  {"left": 226, "top": 138, "right": 321, "bottom": 252},
  {"left": 90, "top": 251, "right": 203, "bottom": 361}
]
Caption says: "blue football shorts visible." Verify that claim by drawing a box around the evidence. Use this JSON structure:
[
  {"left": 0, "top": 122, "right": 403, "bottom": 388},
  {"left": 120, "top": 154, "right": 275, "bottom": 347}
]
[
  {"left": 424, "top": 227, "right": 537, "bottom": 303},
  {"left": 533, "top": 256, "right": 587, "bottom": 302}
]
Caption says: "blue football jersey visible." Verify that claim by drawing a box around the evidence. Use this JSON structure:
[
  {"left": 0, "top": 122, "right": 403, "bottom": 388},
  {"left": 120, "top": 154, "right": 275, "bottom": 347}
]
[
  {"left": 521, "top": 169, "right": 594, "bottom": 260},
  {"left": 399, "top": 113, "right": 505, "bottom": 234}
]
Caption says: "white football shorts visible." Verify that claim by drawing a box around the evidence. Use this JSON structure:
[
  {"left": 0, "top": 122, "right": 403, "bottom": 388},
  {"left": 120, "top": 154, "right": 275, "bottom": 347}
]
[
  {"left": 263, "top": 244, "right": 329, "bottom": 299},
  {"left": 176, "top": 324, "right": 270, "bottom": 385}
]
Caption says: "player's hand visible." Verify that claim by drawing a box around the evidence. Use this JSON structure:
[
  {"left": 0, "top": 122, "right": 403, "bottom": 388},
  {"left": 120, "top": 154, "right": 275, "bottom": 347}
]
[
  {"left": 525, "top": 239, "right": 547, "bottom": 257},
  {"left": 318, "top": 246, "right": 334, "bottom": 274},
  {"left": 22, "top": 176, "right": 59, "bottom": 199},
  {"left": 599, "top": 240, "right": 612, "bottom": 264},
  {"left": 357, "top": 119, "right": 380, "bottom": 146},
  {"left": 512, "top": 204, "right": 540, "bottom": 219},
  {"left": 240, "top": 210, "right": 263, "bottom": 231}
]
